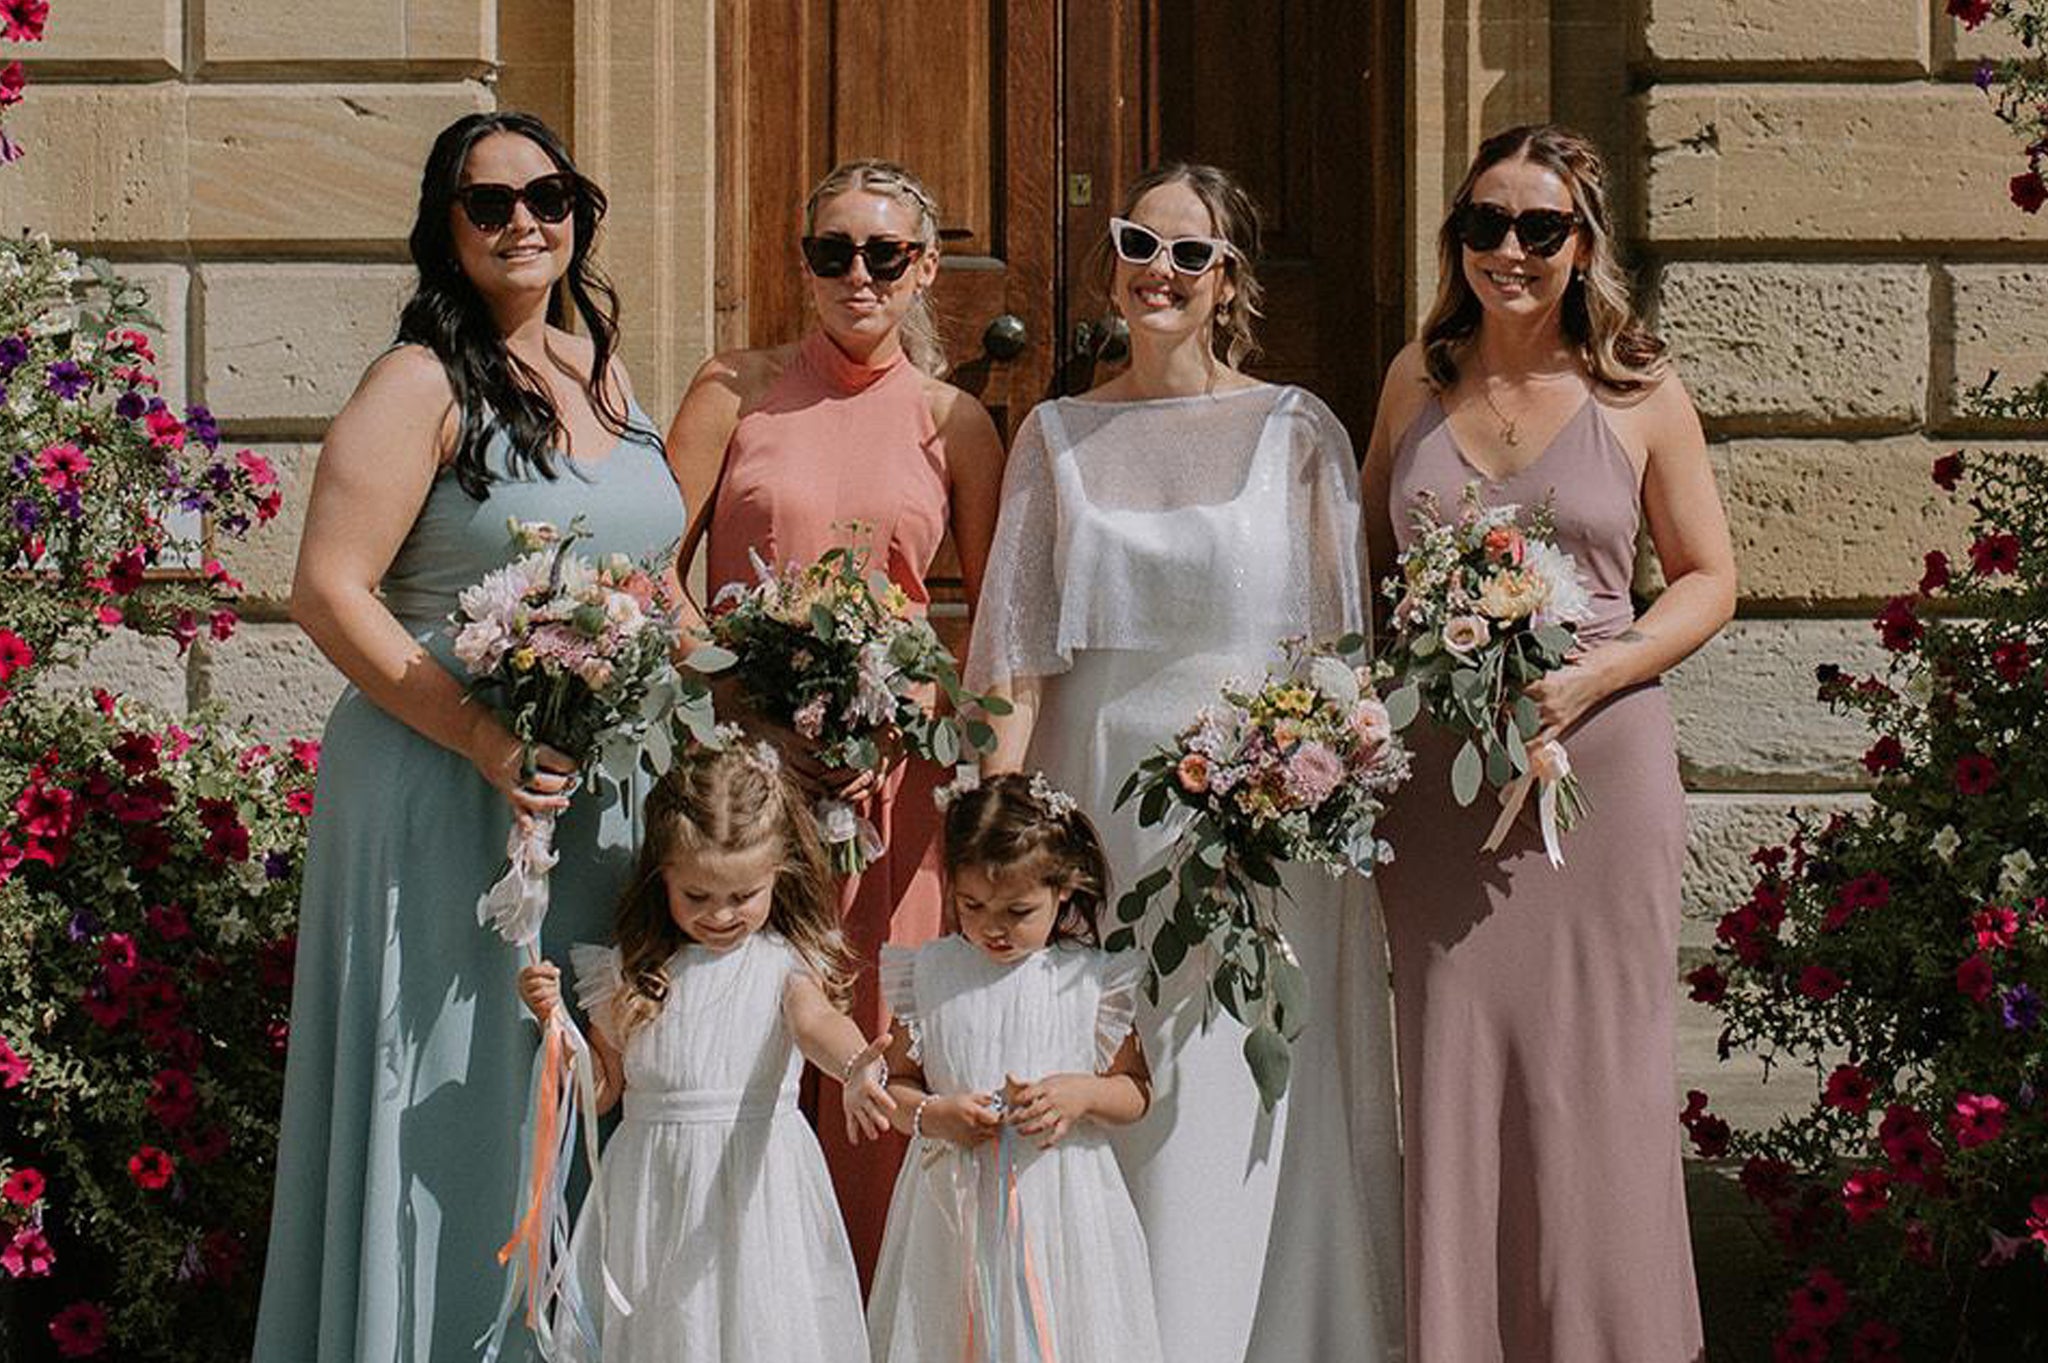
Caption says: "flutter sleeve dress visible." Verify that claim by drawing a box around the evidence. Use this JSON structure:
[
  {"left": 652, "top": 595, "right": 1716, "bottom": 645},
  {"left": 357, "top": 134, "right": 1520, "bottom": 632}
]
[
  {"left": 865, "top": 936, "right": 1162, "bottom": 1363},
  {"left": 560, "top": 935, "right": 868, "bottom": 1363}
]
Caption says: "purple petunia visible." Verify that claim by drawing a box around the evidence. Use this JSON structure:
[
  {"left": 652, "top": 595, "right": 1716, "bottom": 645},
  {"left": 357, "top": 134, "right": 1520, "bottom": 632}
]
[
  {"left": 54, "top": 488, "right": 82, "bottom": 519},
  {"left": 12, "top": 499, "right": 38, "bottom": 533},
  {"left": 115, "top": 389, "right": 147, "bottom": 421},
  {"left": 264, "top": 850, "right": 292, "bottom": 881},
  {"left": 44, "top": 361, "right": 89, "bottom": 400},
  {"left": 0, "top": 334, "right": 26, "bottom": 376},
  {"left": 10, "top": 452, "right": 31, "bottom": 479},
  {"left": 2001, "top": 983, "right": 2041, "bottom": 1032},
  {"left": 1975, "top": 59, "right": 1996, "bottom": 92},
  {"left": 65, "top": 910, "right": 101, "bottom": 943},
  {"left": 185, "top": 404, "right": 220, "bottom": 450}
]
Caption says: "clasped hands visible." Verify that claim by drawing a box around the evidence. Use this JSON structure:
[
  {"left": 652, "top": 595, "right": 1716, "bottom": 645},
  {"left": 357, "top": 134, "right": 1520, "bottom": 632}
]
[{"left": 917, "top": 1073, "right": 1094, "bottom": 1151}]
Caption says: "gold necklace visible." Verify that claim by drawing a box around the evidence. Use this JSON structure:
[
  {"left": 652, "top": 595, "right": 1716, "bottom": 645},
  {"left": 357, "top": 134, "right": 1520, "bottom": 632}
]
[{"left": 1475, "top": 362, "right": 1521, "bottom": 447}]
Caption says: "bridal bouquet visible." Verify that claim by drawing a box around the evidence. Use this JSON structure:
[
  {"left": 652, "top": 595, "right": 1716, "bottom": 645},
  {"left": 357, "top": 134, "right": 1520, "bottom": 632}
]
[
  {"left": 705, "top": 541, "right": 1004, "bottom": 874},
  {"left": 1379, "top": 483, "right": 1592, "bottom": 866},
  {"left": 1108, "top": 639, "right": 1410, "bottom": 1108},
  {"left": 450, "top": 517, "right": 713, "bottom": 1360}
]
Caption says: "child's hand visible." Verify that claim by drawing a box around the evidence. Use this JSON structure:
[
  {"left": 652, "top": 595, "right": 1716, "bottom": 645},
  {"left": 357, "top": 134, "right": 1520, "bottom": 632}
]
[
  {"left": 923, "top": 1092, "right": 1002, "bottom": 1147},
  {"left": 517, "top": 961, "right": 562, "bottom": 1023},
  {"left": 839, "top": 1032, "right": 898, "bottom": 1144},
  {"left": 1006, "top": 1072, "right": 1094, "bottom": 1148}
]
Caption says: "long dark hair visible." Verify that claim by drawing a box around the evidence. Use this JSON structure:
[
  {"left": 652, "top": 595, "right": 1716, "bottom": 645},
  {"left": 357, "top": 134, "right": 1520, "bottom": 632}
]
[
  {"left": 399, "top": 111, "right": 648, "bottom": 500},
  {"left": 1420, "top": 124, "right": 1665, "bottom": 393},
  {"left": 942, "top": 773, "right": 1112, "bottom": 946}
]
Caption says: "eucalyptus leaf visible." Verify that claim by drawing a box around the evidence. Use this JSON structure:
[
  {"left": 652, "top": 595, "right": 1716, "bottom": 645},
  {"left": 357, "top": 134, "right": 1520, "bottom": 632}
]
[
  {"left": 1384, "top": 683, "right": 1422, "bottom": 731},
  {"left": 932, "top": 720, "right": 960, "bottom": 767},
  {"left": 1484, "top": 739, "right": 1514, "bottom": 788},
  {"left": 686, "top": 643, "right": 737, "bottom": 673},
  {"left": 1451, "top": 740, "right": 1483, "bottom": 806},
  {"left": 1244, "top": 1025, "right": 1292, "bottom": 1110},
  {"left": 1512, "top": 694, "right": 1541, "bottom": 739},
  {"left": 1153, "top": 921, "right": 1189, "bottom": 977},
  {"left": 1271, "top": 955, "right": 1310, "bottom": 1041},
  {"left": 1138, "top": 780, "right": 1172, "bottom": 828}
]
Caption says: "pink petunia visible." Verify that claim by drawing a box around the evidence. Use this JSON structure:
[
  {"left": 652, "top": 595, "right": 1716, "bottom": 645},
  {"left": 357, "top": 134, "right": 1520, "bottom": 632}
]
[
  {"left": 2013, "top": 171, "right": 2048, "bottom": 216},
  {"left": 1953, "top": 753, "right": 1999, "bottom": 795},
  {"left": 1849, "top": 1319, "right": 1904, "bottom": 1363},
  {"left": 1842, "top": 1167, "right": 1891, "bottom": 1223},
  {"left": 0, "top": 0, "right": 48, "bottom": 43},
  {"left": 1797, "top": 965, "right": 1845, "bottom": 1001},
  {"left": 2027, "top": 1193, "right": 2048, "bottom": 1247},
  {"left": 1949, "top": 1092, "right": 2007, "bottom": 1149},
  {"left": 2, "top": 1166, "right": 43, "bottom": 1205},
  {"left": 1973, "top": 905, "right": 2019, "bottom": 952},
  {"left": 0, "top": 60, "right": 21, "bottom": 109},
  {"left": 0, "top": 1033, "right": 27, "bottom": 1087},
  {"left": 2, "top": 1226, "right": 53, "bottom": 1278},
  {"left": 1932, "top": 451, "right": 1964, "bottom": 490},
  {"left": 126, "top": 1145, "right": 174, "bottom": 1191},
  {"left": 35, "top": 443, "right": 90, "bottom": 494},
  {"left": 1968, "top": 532, "right": 2021, "bottom": 576},
  {"left": 1787, "top": 1267, "right": 1848, "bottom": 1329}
]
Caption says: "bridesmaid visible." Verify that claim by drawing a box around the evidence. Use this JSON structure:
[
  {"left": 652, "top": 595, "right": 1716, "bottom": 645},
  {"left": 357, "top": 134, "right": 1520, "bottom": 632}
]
[
  {"left": 253, "top": 113, "right": 684, "bottom": 1362},
  {"left": 970, "top": 163, "right": 1403, "bottom": 1363},
  {"left": 666, "top": 158, "right": 1004, "bottom": 1282},
  {"left": 1362, "top": 123, "right": 1736, "bottom": 1362}
]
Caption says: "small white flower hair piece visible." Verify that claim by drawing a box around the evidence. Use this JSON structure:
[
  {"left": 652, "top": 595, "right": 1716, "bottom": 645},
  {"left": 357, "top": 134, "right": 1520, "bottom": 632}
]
[
  {"left": 932, "top": 764, "right": 981, "bottom": 811},
  {"left": 1028, "top": 771, "right": 1078, "bottom": 819},
  {"left": 744, "top": 741, "right": 782, "bottom": 776}
]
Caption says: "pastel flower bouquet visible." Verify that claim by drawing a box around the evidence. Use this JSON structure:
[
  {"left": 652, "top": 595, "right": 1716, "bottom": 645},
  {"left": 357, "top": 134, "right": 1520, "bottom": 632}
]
[
  {"left": 449, "top": 517, "right": 715, "bottom": 1360},
  {"left": 705, "top": 541, "right": 1005, "bottom": 875},
  {"left": 1108, "top": 639, "right": 1410, "bottom": 1108},
  {"left": 1380, "top": 483, "right": 1592, "bottom": 866}
]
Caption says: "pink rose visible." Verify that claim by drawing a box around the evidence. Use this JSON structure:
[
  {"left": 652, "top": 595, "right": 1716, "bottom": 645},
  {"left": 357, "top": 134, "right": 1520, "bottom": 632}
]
[{"left": 1441, "top": 614, "right": 1490, "bottom": 656}]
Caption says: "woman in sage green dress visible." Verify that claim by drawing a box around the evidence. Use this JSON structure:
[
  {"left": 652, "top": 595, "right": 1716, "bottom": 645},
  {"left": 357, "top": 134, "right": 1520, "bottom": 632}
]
[{"left": 251, "top": 112, "right": 685, "bottom": 1363}]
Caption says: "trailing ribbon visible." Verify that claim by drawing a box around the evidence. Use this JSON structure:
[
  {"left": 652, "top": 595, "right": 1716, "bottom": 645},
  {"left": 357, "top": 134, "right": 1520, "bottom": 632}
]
[
  {"left": 1481, "top": 737, "right": 1573, "bottom": 868},
  {"left": 928, "top": 1100, "right": 1059, "bottom": 1363},
  {"left": 477, "top": 813, "right": 560, "bottom": 950},
  {"left": 816, "top": 796, "right": 887, "bottom": 876}
]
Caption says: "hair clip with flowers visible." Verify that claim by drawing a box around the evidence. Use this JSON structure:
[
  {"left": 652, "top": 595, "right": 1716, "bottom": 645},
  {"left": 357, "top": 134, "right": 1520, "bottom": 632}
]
[
  {"left": 1028, "top": 771, "right": 1078, "bottom": 819},
  {"left": 932, "top": 764, "right": 981, "bottom": 811}
]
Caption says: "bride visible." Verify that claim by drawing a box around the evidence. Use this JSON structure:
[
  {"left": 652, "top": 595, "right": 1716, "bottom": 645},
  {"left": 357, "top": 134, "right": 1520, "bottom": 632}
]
[{"left": 968, "top": 163, "right": 1403, "bottom": 1363}]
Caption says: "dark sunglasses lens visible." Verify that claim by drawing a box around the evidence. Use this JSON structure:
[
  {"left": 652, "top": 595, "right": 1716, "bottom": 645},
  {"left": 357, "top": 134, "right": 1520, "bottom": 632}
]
[
  {"left": 801, "top": 237, "right": 856, "bottom": 277},
  {"left": 1114, "top": 224, "right": 1160, "bottom": 262},
  {"left": 1458, "top": 204, "right": 1511, "bottom": 251},
  {"left": 1169, "top": 240, "right": 1220, "bottom": 273},
  {"left": 524, "top": 178, "right": 578, "bottom": 223},
  {"left": 861, "top": 242, "right": 916, "bottom": 281},
  {"left": 461, "top": 188, "right": 516, "bottom": 231},
  {"left": 1518, "top": 211, "right": 1575, "bottom": 257}
]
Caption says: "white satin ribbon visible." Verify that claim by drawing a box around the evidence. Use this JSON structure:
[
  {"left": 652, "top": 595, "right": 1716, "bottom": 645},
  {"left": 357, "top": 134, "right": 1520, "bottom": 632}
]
[
  {"left": 1481, "top": 737, "right": 1572, "bottom": 868},
  {"left": 478, "top": 813, "right": 560, "bottom": 949}
]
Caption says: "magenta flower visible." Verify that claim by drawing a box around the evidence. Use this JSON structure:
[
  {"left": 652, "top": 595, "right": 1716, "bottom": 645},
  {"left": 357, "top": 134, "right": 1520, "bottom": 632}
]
[
  {"left": 2, "top": 1226, "right": 53, "bottom": 1278},
  {"left": 1797, "top": 965, "right": 1845, "bottom": 1001},
  {"left": 48, "top": 1300, "right": 107, "bottom": 1359},
  {"left": 0, "top": 59, "right": 22, "bottom": 108},
  {"left": 2, "top": 1166, "right": 43, "bottom": 1204},
  {"left": 1919, "top": 549, "right": 1951, "bottom": 594},
  {"left": 1968, "top": 532, "right": 2021, "bottom": 576},
  {"left": 1849, "top": 1319, "right": 1904, "bottom": 1363},
  {"left": 1772, "top": 1323, "right": 1828, "bottom": 1363},
  {"left": 0, "top": 1033, "right": 27, "bottom": 1087},
  {"left": 1956, "top": 952, "right": 1996, "bottom": 1004},
  {"left": 1787, "top": 1266, "right": 1848, "bottom": 1329},
  {"left": 1932, "top": 451, "right": 1964, "bottom": 490},
  {"left": 1873, "top": 595, "right": 1922, "bottom": 651},
  {"left": 0, "top": 0, "right": 49, "bottom": 43},
  {"left": 126, "top": 1145, "right": 174, "bottom": 1191},
  {"left": 36, "top": 443, "right": 90, "bottom": 494},
  {"left": 1949, "top": 1092, "right": 2007, "bottom": 1149},
  {"left": 2028, "top": 1194, "right": 2048, "bottom": 1247},
  {"left": 1860, "top": 735, "right": 1904, "bottom": 775},
  {"left": 2013, "top": 171, "right": 2048, "bottom": 215},
  {"left": 1823, "top": 1064, "right": 1872, "bottom": 1114},
  {"left": 1947, "top": 0, "right": 1994, "bottom": 28},
  {"left": 1990, "top": 640, "right": 2032, "bottom": 684},
  {"left": 1842, "top": 1167, "right": 1891, "bottom": 1223},
  {"left": 1953, "top": 753, "right": 1999, "bottom": 795},
  {"left": 1684, "top": 962, "right": 1726, "bottom": 1005}
]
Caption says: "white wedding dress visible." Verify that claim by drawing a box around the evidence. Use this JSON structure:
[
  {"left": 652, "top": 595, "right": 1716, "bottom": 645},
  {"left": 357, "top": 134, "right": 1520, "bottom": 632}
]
[{"left": 965, "top": 384, "right": 1404, "bottom": 1363}]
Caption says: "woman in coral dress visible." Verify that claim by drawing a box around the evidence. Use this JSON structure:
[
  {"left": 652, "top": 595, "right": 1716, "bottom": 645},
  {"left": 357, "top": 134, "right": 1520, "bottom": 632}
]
[
  {"left": 666, "top": 159, "right": 1004, "bottom": 1282},
  {"left": 1362, "top": 124, "right": 1737, "bottom": 1363}
]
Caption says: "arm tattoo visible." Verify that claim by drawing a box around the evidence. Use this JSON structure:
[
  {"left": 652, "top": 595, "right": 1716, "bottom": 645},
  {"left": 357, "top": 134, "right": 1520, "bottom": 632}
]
[{"left": 1617, "top": 628, "right": 1652, "bottom": 645}]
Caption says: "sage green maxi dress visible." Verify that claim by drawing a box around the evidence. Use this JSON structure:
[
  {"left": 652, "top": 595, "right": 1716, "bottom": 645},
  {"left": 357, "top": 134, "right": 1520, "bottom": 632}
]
[{"left": 251, "top": 410, "right": 683, "bottom": 1363}]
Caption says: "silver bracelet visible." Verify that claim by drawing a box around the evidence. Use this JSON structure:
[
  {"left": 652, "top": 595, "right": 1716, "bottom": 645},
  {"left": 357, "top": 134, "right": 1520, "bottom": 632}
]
[
  {"left": 911, "top": 1093, "right": 938, "bottom": 1142},
  {"left": 838, "top": 1049, "right": 865, "bottom": 1086}
]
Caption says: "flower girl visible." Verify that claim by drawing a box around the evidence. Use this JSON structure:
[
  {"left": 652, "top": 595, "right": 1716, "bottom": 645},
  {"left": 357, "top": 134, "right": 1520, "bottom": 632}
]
[
  {"left": 516, "top": 743, "right": 894, "bottom": 1363},
  {"left": 866, "top": 772, "right": 1165, "bottom": 1363}
]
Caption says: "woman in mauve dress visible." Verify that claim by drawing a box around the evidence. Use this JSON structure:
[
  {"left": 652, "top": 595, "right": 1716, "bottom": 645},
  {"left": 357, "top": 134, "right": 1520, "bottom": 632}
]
[
  {"left": 1361, "top": 123, "right": 1737, "bottom": 1363},
  {"left": 665, "top": 159, "right": 1004, "bottom": 1285}
]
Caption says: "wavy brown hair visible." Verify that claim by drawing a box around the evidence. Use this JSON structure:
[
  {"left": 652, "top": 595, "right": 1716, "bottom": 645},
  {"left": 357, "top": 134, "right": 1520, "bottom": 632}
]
[
  {"left": 1421, "top": 123, "right": 1666, "bottom": 393},
  {"left": 1094, "top": 162, "right": 1267, "bottom": 370},
  {"left": 942, "top": 774, "right": 1112, "bottom": 946},
  {"left": 611, "top": 748, "right": 852, "bottom": 1041},
  {"left": 804, "top": 159, "right": 949, "bottom": 377}
]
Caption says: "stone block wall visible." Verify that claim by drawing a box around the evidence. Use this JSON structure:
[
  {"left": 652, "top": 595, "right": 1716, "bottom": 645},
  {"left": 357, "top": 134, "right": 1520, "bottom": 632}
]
[
  {"left": 1, "top": 0, "right": 498, "bottom": 735},
  {"left": 1604, "top": 2, "right": 2048, "bottom": 959}
]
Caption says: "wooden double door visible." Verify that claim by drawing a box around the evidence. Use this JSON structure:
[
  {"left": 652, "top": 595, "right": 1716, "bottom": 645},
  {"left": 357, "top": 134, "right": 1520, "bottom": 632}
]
[{"left": 715, "top": 0, "right": 1406, "bottom": 601}]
